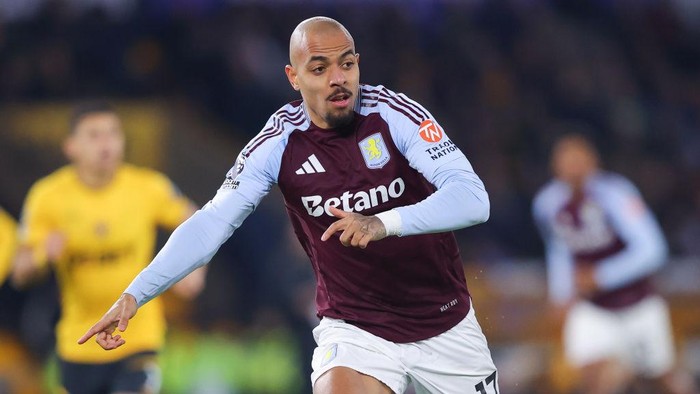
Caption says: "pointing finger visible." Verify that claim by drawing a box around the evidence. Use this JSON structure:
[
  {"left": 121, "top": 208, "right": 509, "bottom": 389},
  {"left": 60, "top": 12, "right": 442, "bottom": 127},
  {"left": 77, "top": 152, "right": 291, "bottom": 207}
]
[
  {"left": 328, "top": 206, "right": 349, "bottom": 218},
  {"left": 322, "top": 220, "right": 345, "bottom": 241},
  {"left": 78, "top": 321, "right": 111, "bottom": 345}
]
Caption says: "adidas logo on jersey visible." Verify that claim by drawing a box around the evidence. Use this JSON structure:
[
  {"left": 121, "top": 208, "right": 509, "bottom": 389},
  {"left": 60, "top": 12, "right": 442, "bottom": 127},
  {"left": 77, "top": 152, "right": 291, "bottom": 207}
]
[{"left": 296, "top": 154, "right": 326, "bottom": 175}]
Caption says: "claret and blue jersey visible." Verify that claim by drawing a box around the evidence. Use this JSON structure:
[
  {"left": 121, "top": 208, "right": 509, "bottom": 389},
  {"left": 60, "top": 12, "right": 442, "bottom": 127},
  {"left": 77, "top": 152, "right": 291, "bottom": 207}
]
[
  {"left": 126, "top": 84, "right": 490, "bottom": 343},
  {"left": 533, "top": 172, "right": 668, "bottom": 309}
]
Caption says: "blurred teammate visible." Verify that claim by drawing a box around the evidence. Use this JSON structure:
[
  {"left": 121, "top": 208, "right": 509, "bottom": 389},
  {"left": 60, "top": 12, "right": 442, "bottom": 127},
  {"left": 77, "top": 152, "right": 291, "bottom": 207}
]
[
  {"left": 12, "top": 102, "right": 206, "bottom": 394},
  {"left": 0, "top": 206, "right": 17, "bottom": 286},
  {"left": 80, "top": 16, "right": 498, "bottom": 394},
  {"left": 532, "top": 134, "right": 697, "bottom": 394}
]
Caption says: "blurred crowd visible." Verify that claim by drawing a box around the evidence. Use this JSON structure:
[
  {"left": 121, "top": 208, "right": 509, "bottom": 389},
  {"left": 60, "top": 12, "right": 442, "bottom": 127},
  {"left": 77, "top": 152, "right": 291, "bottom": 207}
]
[
  {"left": 0, "top": 0, "right": 699, "bottom": 393},
  {"left": 1, "top": 0, "right": 699, "bottom": 258}
]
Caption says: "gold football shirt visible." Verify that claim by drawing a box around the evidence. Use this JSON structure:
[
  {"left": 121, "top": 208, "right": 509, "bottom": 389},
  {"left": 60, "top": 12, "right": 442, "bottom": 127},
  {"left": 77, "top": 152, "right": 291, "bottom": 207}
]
[
  {"left": 0, "top": 207, "right": 17, "bottom": 286},
  {"left": 20, "top": 164, "right": 191, "bottom": 363}
]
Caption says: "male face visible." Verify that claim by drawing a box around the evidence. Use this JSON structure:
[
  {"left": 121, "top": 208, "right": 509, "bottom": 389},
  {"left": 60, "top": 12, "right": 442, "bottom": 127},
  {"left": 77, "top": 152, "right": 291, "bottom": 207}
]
[
  {"left": 286, "top": 23, "right": 360, "bottom": 129},
  {"left": 64, "top": 112, "right": 125, "bottom": 176},
  {"left": 552, "top": 138, "right": 598, "bottom": 189}
]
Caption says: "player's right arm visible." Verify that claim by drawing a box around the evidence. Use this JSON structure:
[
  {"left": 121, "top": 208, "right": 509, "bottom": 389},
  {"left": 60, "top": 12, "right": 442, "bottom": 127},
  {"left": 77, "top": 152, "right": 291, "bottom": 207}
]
[
  {"left": 11, "top": 181, "right": 63, "bottom": 288},
  {"left": 532, "top": 184, "right": 575, "bottom": 306},
  {"left": 79, "top": 115, "right": 284, "bottom": 349}
]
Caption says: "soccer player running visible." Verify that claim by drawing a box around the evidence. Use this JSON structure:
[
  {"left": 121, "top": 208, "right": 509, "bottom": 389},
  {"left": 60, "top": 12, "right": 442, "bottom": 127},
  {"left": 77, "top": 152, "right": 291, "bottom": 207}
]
[
  {"left": 79, "top": 17, "right": 499, "bottom": 394},
  {"left": 12, "top": 102, "right": 206, "bottom": 394},
  {"left": 532, "top": 134, "right": 698, "bottom": 394}
]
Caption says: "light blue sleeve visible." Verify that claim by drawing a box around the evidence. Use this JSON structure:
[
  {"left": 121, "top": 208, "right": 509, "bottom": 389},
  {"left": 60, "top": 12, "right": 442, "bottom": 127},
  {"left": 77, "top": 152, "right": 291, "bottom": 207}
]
[
  {"left": 387, "top": 114, "right": 489, "bottom": 236},
  {"left": 593, "top": 179, "right": 668, "bottom": 290},
  {"left": 125, "top": 126, "right": 284, "bottom": 307},
  {"left": 532, "top": 189, "right": 575, "bottom": 305}
]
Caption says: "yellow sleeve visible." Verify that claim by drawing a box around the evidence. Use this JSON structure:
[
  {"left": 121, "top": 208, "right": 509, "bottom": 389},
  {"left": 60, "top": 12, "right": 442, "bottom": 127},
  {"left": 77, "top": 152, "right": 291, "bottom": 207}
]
[
  {"left": 149, "top": 172, "right": 193, "bottom": 230},
  {"left": 18, "top": 182, "right": 56, "bottom": 269},
  {"left": 0, "top": 208, "right": 18, "bottom": 286}
]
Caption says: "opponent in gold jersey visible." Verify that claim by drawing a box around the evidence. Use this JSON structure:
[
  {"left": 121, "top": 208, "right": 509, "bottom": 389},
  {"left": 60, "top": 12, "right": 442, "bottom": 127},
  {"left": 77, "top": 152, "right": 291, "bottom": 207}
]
[
  {"left": 12, "top": 102, "right": 205, "bottom": 394},
  {"left": 0, "top": 207, "right": 17, "bottom": 286}
]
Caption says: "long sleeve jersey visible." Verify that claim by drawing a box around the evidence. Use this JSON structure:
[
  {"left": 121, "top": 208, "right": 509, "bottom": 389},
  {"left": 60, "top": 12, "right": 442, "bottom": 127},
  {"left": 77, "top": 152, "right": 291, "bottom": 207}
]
[
  {"left": 126, "top": 84, "right": 490, "bottom": 342},
  {"left": 532, "top": 172, "right": 668, "bottom": 309}
]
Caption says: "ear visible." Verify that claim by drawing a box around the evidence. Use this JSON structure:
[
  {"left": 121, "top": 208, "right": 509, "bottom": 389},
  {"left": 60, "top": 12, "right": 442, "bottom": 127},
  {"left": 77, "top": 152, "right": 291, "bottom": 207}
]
[
  {"left": 285, "top": 65, "right": 300, "bottom": 91},
  {"left": 62, "top": 136, "right": 75, "bottom": 161}
]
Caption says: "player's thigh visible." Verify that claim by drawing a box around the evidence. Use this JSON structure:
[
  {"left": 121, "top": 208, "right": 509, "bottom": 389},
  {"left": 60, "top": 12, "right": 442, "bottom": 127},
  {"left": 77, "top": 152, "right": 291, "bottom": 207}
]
[
  {"left": 314, "top": 366, "right": 394, "bottom": 394},
  {"left": 563, "top": 301, "right": 623, "bottom": 367},
  {"left": 111, "top": 351, "right": 161, "bottom": 394},
  {"left": 59, "top": 358, "right": 113, "bottom": 394},
  {"left": 625, "top": 296, "right": 676, "bottom": 377},
  {"left": 409, "top": 308, "right": 499, "bottom": 394},
  {"left": 311, "top": 318, "right": 408, "bottom": 393}
]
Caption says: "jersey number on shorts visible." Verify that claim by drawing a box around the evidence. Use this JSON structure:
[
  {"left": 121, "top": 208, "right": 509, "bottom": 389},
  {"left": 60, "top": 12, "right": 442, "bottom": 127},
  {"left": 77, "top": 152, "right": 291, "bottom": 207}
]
[{"left": 474, "top": 370, "right": 498, "bottom": 394}]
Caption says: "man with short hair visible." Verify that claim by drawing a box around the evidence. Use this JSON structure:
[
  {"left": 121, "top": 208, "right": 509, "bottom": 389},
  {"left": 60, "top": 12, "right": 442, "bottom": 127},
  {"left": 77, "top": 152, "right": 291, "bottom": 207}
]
[
  {"left": 13, "top": 101, "right": 206, "bottom": 394},
  {"left": 80, "top": 17, "right": 499, "bottom": 394},
  {"left": 533, "top": 134, "right": 698, "bottom": 394}
]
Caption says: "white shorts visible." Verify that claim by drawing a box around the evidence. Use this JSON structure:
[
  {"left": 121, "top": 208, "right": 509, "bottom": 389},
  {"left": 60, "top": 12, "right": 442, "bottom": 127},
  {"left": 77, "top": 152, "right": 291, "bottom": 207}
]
[
  {"left": 310, "top": 307, "right": 499, "bottom": 394},
  {"left": 564, "top": 295, "right": 676, "bottom": 377}
]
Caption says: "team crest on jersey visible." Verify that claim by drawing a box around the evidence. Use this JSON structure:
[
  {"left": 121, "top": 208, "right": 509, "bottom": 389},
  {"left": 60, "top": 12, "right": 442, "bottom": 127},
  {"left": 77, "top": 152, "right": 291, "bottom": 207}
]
[
  {"left": 359, "top": 133, "right": 390, "bottom": 169},
  {"left": 94, "top": 222, "right": 109, "bottom": 237}
]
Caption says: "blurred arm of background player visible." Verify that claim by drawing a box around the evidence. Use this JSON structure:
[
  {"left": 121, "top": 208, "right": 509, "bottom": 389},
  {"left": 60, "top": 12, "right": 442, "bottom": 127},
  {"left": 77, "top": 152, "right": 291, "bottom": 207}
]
[{"left": 11, "top": 202, "right": 206, "bottom": 300}]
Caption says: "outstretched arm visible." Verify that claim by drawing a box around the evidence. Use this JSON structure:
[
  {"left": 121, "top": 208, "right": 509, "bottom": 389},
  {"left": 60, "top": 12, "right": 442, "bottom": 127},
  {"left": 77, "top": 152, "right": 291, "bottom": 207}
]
[
  {"left": 77, "top": 126, "right": 281, "bottom": 350},
  {"left": 77, "top": 194, "right": 255, "bottom": 349}
]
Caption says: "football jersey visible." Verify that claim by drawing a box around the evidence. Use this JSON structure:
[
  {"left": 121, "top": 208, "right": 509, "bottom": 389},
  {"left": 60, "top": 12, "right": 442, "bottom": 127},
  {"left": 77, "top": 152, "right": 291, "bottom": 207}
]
[
  {"left": 532, "top": 171, "right": 668, "bottom": 309},
  {"left": 0, "top": 207, "right": 17, "bottom": 286},
  {"left": 127, "top": 84, "right": 490, "bottom": 343},
  {"left": 19, "top": 164, "right": 191, "bottom": 363}
]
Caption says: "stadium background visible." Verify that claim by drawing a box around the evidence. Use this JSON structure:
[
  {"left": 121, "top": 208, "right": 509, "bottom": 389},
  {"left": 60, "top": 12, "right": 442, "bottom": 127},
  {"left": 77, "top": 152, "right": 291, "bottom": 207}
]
[{"left": 0, "top": 0, "right": 699, "bottom": 393}]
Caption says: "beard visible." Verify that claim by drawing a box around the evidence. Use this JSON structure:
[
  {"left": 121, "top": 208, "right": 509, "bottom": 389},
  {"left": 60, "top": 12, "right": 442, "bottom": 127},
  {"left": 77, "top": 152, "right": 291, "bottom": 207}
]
[{"left": 325, "top": 108, "right": 355, "bottom": 130}]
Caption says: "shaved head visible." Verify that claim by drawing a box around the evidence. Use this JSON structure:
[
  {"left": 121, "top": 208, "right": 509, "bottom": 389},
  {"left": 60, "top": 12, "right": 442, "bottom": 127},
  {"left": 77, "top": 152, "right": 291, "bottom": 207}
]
[
  {"left": 289, "top": 17, "right": 354, "bottom": 67},
  {"left": 285, "top": 16, "right": 360, "bottom": 130}
]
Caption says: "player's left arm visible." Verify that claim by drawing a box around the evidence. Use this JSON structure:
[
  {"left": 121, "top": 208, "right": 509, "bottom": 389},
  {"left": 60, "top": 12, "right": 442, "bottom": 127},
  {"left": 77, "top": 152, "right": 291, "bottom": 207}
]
[
  {"left": 322, "top": 114, "right": 489, "bottom": 246},
  {"left": 380, "top": 111, "right": 489, "bottom": 237},
  {"left": 592, "top": 178, "right": 668, "bottom": 291}
]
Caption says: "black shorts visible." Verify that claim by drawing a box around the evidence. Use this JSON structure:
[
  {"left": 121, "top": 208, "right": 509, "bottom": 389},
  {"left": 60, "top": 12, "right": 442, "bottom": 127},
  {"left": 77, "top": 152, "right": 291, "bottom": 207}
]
[{"left": 59, "top": 351, "right": 160, "bottom": 394}]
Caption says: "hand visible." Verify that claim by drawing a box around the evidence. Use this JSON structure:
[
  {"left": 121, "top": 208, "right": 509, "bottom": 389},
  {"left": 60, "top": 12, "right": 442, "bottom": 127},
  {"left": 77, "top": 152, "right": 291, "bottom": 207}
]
[
  {"left": 45, "top": 231, "right": 66, "bottom": 261},
  {"left": 321, "top": 206, "right": 387, "bottom": 249},
  {"left": 78, "top": 293, "right": 138, "bottom": 350},
  {"left": 575, "top": 263, "right": 598, "bottom": 298},
  {"left": 171, "top": 266, "right": 207, "bottom": 299},
  {"left": 11, "top": 247, "right": 44, "bottom": 288}
]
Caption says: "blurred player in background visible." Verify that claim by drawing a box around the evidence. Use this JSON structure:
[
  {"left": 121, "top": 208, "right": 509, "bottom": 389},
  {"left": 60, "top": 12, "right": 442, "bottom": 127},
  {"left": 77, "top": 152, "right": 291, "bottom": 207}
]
[
  {"left": 0, "top": 206, "right": 17, "bottom": 286},
  {"left": 533, "top": 134, "right": 698, "bottom": 394},
  {"left": 79, "top": 16, "right": 499, "bottom": 394},
  {"left": 11, "top": 101, "right": 206, "bottom": 394}
]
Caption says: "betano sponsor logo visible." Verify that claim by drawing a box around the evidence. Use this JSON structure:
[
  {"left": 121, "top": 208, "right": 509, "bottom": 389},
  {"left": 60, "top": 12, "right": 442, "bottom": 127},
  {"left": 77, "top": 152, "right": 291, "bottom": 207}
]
[{"left": 301, "top": 177, "right": 405, "bottom": 217}]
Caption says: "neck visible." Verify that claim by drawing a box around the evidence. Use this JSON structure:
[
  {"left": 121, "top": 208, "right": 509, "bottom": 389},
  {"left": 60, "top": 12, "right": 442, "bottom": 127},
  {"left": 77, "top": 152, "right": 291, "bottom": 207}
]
[{"left": 75, "top": 166, "right": 116, "bottom": 189}]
